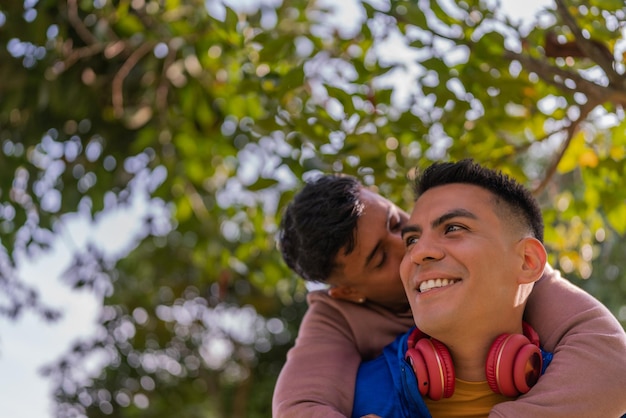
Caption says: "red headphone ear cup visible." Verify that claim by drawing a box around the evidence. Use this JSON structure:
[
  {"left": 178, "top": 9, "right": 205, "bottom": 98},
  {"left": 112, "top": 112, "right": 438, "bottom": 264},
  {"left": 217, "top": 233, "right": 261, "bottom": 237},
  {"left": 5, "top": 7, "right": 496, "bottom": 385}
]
[
  {"left": 406, "top": 347, "right": 430, "bottom": 396},
  {"left": 486, "top": 334, "right": 526, "bottom": 396},
  {"left": 415, "top": 338, "right": 455, "bottom": 400},
  {"left": 486, "top": 334, "right": 541, "bottom": 397},
  {"left": 512, "top": 344, "right": 542, "bottom": 393}
]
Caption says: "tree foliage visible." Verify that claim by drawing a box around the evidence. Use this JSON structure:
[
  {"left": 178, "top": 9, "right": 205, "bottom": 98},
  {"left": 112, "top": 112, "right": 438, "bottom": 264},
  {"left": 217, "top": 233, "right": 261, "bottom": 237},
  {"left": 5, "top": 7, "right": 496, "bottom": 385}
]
[{"left": 0, "top": 0, "right": 625, "bottom": 416}]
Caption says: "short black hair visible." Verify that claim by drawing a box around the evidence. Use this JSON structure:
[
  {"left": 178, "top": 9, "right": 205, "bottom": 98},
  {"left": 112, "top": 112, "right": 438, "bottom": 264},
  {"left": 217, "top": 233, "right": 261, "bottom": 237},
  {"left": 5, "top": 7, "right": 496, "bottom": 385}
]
[
  {"left": 278, "top": 174, "right": 364, "bottom": 282},
  {"left": 414, "top": 159, "right": 544, "bottom": 242}
]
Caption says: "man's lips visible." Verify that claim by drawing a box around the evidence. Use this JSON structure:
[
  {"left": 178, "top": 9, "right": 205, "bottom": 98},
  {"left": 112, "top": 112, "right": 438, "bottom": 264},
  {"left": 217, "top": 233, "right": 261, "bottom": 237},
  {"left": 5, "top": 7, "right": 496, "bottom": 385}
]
[{"left": 418, "top": 278, "right": 461, "bottom": 293}]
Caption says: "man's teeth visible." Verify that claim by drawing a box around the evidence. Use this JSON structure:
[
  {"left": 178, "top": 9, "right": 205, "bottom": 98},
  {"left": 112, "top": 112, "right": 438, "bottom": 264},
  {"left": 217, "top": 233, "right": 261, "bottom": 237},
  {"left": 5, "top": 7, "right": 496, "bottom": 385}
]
[{"left": 419, "top": 278, "right": 458, "bottom": 293}]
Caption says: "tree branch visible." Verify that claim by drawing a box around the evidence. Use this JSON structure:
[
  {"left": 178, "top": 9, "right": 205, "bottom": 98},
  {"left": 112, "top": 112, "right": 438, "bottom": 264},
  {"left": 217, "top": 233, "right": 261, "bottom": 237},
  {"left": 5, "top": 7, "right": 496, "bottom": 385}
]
[
  {"left": 66, "top": 0, "right": 98, "bottom": 46},
  {"left": 112, "top": 42, "right": 155, "bottom": 118},
  {"left": 504, "top": 50, "right": 605, "bottom": 101},
  {"left": 58, "top": 43, "right": 104, "bottom": 74},
  {"left": 553, "top": 0, "right": 622, "bottom": 87},
  {"left": 532, "top": 99, "right": 599, "bottom": 196}
]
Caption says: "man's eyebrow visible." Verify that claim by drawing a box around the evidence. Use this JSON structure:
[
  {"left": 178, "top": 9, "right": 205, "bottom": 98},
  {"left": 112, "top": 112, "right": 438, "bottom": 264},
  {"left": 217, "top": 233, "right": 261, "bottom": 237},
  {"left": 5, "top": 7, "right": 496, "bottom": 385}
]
[
  {"left": 401, "top": 208, "right": 477, "bottom": 238},
  {"left": 401, "top": 225, "right": 420, "bottom": 238},
  {"left": 364, "top": 206, "right": 390, "bottom": 267},
  {"left": 432, "top": 209, "right": 477, "bottom": 228}
]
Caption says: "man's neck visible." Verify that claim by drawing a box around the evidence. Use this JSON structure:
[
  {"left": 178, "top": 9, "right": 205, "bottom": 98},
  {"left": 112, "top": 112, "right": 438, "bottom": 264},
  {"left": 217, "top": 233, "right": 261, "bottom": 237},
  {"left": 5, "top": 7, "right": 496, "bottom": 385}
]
[
  {"left": 444, "top": 323, "right": 525, "bottom": 382},
  {"left": 447, "top": 339, "right": 493, "bottom": 381}
]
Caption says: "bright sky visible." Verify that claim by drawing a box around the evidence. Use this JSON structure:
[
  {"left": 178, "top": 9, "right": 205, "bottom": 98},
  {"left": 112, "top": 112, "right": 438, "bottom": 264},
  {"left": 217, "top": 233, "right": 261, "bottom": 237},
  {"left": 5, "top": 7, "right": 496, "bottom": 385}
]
[
  {"left": 0, "top": 190, "right": 162, "bottom": 417},
  {"left": 0, "top": 1, "right": 552, "bottom": 417}
]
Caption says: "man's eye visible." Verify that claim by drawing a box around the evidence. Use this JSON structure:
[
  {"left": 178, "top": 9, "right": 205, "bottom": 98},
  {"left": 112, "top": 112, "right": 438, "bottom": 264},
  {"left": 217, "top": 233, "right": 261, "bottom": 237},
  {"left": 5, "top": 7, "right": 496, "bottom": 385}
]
[
  {"left": 445, "top": 224, "right": 464, "bottom": 233},
  {"left": 404, "top": 236, "right": 419, "bottom": 247}
]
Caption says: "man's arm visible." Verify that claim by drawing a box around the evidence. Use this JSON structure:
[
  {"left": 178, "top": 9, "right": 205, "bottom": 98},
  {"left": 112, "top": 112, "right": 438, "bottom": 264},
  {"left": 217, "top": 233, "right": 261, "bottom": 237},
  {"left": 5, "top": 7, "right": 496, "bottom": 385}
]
[
  {"left": 490, "top": 265, "right": 626, "bottom": 417},
  {"left": 272, "top": 291, "right": 413, "bottom": 418},
  {"left": 272, "top": 295, "right": 360, "bottom": 418}
]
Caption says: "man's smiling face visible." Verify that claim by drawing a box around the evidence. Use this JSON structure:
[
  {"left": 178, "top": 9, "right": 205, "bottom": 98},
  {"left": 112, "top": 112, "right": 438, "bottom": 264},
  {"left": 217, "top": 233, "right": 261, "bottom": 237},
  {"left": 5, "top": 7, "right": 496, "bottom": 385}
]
[{"left": 399, "top": 183, "right": 526, "bottom": 339}]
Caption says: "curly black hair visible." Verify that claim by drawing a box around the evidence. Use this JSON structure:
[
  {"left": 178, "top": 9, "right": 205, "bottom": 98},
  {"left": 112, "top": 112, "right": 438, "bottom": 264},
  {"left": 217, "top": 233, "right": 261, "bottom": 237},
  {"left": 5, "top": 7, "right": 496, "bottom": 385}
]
[{"left": 278, "top": 174, "right": 364, "bottom": 283}]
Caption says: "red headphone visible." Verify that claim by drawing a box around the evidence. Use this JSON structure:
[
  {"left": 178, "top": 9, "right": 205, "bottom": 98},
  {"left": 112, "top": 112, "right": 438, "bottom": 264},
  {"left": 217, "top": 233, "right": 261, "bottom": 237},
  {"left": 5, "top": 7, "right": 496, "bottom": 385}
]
[{"left": 405, "top": 322, "right": 542, "bottom": 400}]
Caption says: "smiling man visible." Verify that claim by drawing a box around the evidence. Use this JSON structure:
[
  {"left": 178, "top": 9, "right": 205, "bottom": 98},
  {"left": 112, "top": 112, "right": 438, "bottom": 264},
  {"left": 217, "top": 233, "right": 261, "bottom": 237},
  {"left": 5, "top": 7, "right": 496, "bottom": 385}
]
[
  {"left": 351, "top": 160, "right": 624, "bottom": 418},
  {"left": 400, "top": 160, "right": 547, "bottom": 417}
]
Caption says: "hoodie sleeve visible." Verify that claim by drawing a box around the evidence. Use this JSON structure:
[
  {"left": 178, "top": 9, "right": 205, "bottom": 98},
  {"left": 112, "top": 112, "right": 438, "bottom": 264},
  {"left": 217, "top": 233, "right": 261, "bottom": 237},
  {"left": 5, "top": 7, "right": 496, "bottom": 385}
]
[{"left": 490, "top": 265, "right": 626, "bottom": 418}]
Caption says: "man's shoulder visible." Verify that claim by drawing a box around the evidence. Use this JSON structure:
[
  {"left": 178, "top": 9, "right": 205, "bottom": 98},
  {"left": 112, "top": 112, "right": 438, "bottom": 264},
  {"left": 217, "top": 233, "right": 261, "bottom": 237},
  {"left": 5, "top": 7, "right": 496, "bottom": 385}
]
[
  {"left": 305, "top": 289, "right": 370, "bottom": 318},
  {"left": 306, "top": 288, "right": 332, "bottom": 303}
]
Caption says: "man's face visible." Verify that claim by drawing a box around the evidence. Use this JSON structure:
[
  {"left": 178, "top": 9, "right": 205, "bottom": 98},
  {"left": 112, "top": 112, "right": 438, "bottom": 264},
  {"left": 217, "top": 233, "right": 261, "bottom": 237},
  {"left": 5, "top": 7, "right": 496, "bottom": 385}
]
[
  {"left": 328, "top": 188, "right": 410, "bottom": 312},
  {"left": 399, "top": 183, "right": 525, "bottom": 339}
]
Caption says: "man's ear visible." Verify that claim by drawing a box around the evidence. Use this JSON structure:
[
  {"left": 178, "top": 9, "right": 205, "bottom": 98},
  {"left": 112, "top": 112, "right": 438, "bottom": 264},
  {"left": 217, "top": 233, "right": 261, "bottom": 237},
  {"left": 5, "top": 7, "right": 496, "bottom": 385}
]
[
  {"left": 518, "top": 237, "right": 547, "bottom": 284},
  {"left": 328, "top": 285, "right": 366, "bottom": 303}
]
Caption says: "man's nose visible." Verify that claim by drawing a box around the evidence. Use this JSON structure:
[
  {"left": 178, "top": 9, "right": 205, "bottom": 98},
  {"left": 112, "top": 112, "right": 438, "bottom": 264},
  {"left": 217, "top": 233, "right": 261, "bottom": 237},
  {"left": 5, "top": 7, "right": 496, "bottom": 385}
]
[{"left": 407, "top": 235, "right": 444, "bottom": 264}]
